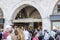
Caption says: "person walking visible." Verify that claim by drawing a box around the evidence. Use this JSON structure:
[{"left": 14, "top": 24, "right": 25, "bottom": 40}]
[
  {"left": 0, "top": 29, "right": 2, "bottom": 40},
  {"left": 6, "top": 30, "right": 12, "bottom": 40},
  {"left": 38, "top": 28, "right": 44, "bottom": 40},
  {"left": 49, "top": 31, "right": 56, "bottom": 40},
  {"left": 23, "top": 26, "right": 30, "bottom": 40}
]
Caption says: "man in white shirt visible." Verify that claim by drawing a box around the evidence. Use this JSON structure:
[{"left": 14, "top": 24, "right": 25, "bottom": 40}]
[{"left": 24, "top": 29, "right": 29, "bottom": 40}]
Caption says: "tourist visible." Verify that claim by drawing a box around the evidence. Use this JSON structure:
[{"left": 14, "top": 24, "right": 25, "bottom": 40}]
[
  {"left": 0, "top": 29, "right": 2, "bottom": 40},
  {"left": 33, "top": 32, "right": 39, "bottom": 40},
  {"left": 56, "top": 34, "right": 60, "bottom": 40},
  {"left": 14, "top": 28, "right": 25, "bottom": 40},
  {"left": 6, "top": 30, "right": 12, "bottom": 40},
  {"left": 38, "top": 28, "right": 44, "bottom": 40},
  {"left": 2, "top": 25, "right": 12, "bottom": 40},
  {"left": 23, "top": 27, "right": 30, "bottom": 40},
  {"left": 55, "top": 31, "right": 60, "bottom": 40},
  {"left": 43, "top": 30, "right": 50, "bottom": 40}
]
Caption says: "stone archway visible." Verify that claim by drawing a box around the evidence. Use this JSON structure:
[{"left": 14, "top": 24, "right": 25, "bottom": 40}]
[
  {"left": 53, "top": 0, "right": 60, "bottom": 15},
  {"left": 11, "top": 1, "right": 44, "bottom": 20},
  {"left": 12, "top": 5, "right": 42, "bottom": 30}
]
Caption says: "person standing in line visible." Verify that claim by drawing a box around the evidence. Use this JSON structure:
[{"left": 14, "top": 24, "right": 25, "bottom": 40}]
[
  {"left": 33, "top": 32, "right": 39, "bottom": 40},
  {"left": 2, "top": 25, "right": 12, "bottom": 40},
  {"left": 49, "top": 31, "right": 56, "bottom": 40},
  {"left": 43, "top": 30, "right": 50, "bottom": 40},
  {"left": 23, "top": 26, "right": 30, "bottom": 40},
  {"left": 0, "top": 29, "right": 2, "bottom": 40}
]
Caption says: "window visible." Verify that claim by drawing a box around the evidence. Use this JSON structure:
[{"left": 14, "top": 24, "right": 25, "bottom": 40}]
[
  {"left": 53, "top": 1, "right": 60, "bottom": 14},
  {"left": 52, "top": 22, "right": 60, "bottom": 30}
]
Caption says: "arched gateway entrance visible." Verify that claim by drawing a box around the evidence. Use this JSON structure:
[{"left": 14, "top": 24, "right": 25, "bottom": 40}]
[{"left": 12, "top": 5, "right": 42, "bottom": 30}]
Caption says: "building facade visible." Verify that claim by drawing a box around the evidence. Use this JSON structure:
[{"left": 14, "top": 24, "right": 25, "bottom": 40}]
[{"left": 0, "top": 0, "right": 59, "bottom": 31}]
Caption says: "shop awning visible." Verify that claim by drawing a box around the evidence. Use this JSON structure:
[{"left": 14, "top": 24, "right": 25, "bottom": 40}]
[
  {"left": 50, "top": 15, "right": 60, "bottom": 21},
  {"left": 12, "top": 18, "right": 42, "bottom": 23}
]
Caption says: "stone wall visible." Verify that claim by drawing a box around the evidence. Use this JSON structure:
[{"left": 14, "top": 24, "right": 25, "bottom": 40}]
[{"left": 0, "top": 0, "right": 59, "bottom": 30}]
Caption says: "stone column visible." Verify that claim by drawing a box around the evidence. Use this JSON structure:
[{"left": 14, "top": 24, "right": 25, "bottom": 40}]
[
  {"left": 42, "top": 18, "right": 51, "bottom": 32},
  {"left": 4, "top": 19, "right": 13, "bottom": 30}
]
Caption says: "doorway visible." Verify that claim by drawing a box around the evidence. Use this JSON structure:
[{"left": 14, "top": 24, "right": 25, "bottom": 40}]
[{"left": 12, "top": 6, "right": 42, "bottom": 30}]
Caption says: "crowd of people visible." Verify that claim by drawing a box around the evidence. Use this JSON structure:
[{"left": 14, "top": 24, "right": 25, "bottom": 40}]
[{"left": 0, "top": 25, "right": 60, "bottom": 40}]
